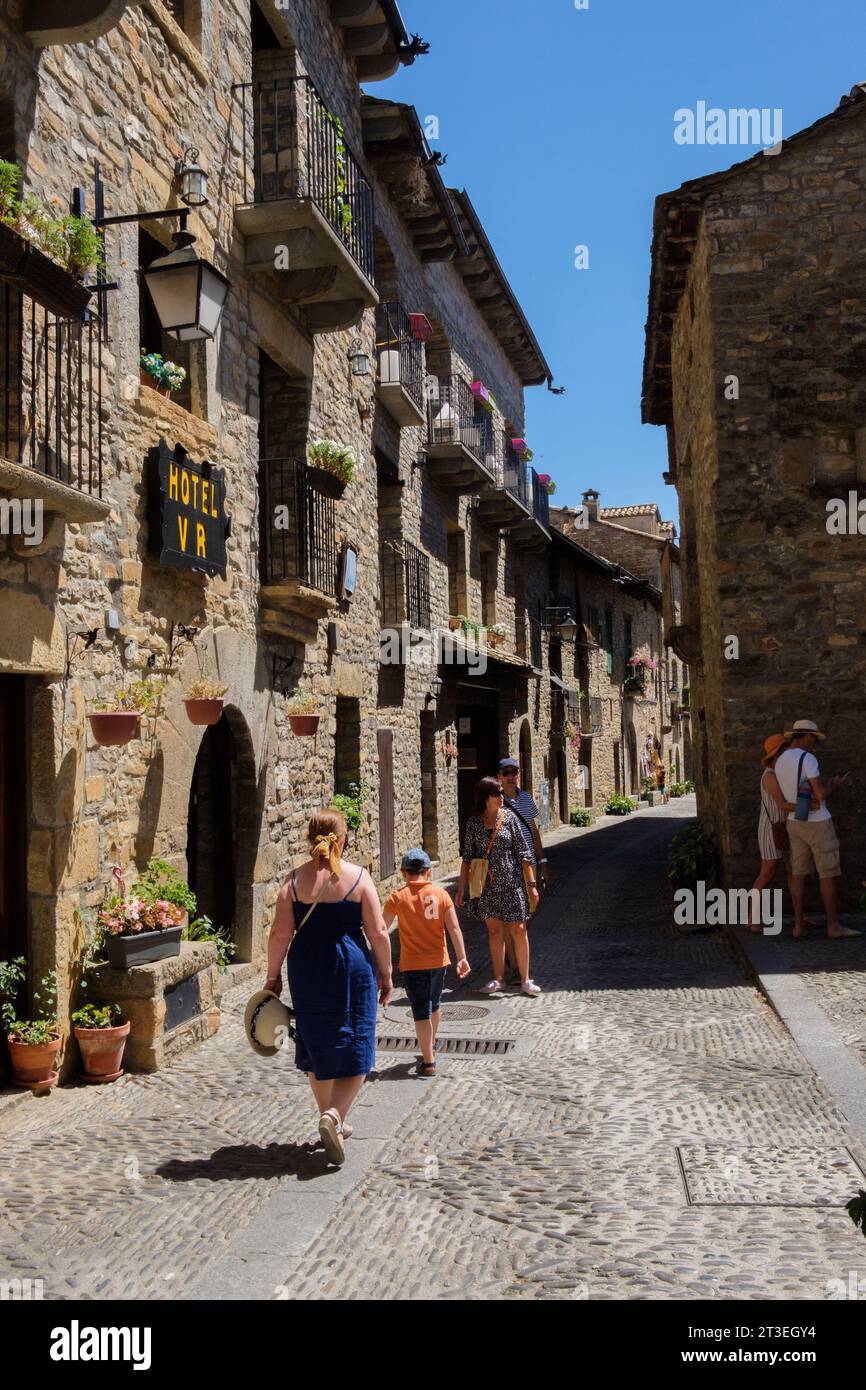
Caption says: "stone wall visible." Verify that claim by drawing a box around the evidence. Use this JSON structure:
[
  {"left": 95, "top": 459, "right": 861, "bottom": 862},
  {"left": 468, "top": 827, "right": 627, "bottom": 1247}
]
[{"left": 664, "top": 100, "right": 866, "bottom": 897}]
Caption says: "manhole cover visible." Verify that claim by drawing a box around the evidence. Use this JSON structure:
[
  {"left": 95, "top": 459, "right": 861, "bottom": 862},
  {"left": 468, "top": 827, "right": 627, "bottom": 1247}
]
[
  {"left": 376, "top": 1034, "right": 515, "bottom": 1056},
  {"left": 676, "top": 1144, "right": 866, "bottom": 1207},
  {"left": 386, "top": 1001, "right": 491, "bottom": 1023}
]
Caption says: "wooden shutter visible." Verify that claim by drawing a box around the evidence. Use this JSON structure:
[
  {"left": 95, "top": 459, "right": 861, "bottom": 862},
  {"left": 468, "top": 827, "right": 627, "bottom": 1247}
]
[{"left": 377, "top": 728, "right": 395, "bottom": 878}]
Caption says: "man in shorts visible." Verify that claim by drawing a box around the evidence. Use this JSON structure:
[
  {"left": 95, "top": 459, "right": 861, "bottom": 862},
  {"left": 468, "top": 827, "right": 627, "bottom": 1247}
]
[{"left": 774, "top": 719, "right": 859, "bottom": 939}]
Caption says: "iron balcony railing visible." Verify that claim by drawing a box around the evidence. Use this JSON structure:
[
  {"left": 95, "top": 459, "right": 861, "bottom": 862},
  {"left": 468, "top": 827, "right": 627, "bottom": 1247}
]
[
  {"left": 580, "top": 693, "right": 604, "bottom": 735},
  {"left": 259, "top": 457, "right": 338, "bottom": 595},
  {"left": 427, "top": 375, "right": 494, "bottom": 469},
  {"left": 375, "top": 302, "right": 424, "bottom": 412},
  {"left": 0, "top": 283, "right": 103, "bottom": 496},
  {"left": 234, "top": 77, "right": 375, "bottom": 285},
  {"left": 529, "top": 466, "right": 550, "bottom": 532},
  {"left": 380, "top": 538, "right": 431, "bottom": 629},
  {"left": 501, "top": 437, "right": 530, "bottom": 507}
]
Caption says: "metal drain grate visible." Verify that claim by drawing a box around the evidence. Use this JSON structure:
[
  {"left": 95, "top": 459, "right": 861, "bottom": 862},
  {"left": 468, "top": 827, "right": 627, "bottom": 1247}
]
[
  {"left": 388, "top": 1002, "right": 491, "bottom": 1022},
  {"left": 376, "top": 1034, "right": 516, "bottom": 1056}
]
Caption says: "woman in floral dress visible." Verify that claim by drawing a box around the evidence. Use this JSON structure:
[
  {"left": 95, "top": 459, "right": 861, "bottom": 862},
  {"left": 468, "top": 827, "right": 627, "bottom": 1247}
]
[{"left": 455, "top": 776, "right": 541, "bottom": 996}]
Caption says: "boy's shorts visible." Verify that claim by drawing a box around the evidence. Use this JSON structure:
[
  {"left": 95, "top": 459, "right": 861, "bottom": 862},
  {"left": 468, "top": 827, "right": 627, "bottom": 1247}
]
[{"left": 402, "top": 968, "right": 446, "bottom": 1021}]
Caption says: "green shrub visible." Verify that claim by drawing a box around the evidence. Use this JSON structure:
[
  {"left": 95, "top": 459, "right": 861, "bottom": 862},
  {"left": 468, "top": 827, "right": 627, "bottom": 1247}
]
[
  {"left": 185, "top": 915, "right": 236, "bottom": 973},
  {"left": 72, "top": 1003, "right": 122, "bottom": 1029},
  {"left": 569, "top": 807, "right": 592, "bottom": 827},
  {"left": 667, "top": 823, "right": 720, "bottom": 888},
  {"left": 605, "top": 794, "right": 636, "bottom": 816},
  {"left": 131, "top": 858, "right": 197, "bottom": 915},
  {"left": 332, "top": 781, "right": 369, "bottom": 833}
]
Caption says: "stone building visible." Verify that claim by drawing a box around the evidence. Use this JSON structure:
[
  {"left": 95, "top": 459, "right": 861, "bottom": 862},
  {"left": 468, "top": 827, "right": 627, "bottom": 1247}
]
[
  {"left": 642, "top": 81, "right": 866, "bottom": 898},
  {"left": 0, "top": 0, "right": 557, "bottom": 1074}
]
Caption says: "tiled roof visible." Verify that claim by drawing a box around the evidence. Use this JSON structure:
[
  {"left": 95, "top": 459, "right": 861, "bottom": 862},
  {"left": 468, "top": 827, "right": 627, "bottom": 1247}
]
[{"left": 600, "top": 504, "right": 660, "bottom": 518}]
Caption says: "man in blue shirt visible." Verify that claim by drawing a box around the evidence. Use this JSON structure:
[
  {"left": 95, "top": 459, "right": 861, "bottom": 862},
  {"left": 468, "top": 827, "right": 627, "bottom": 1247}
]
[{"left": 498, "top": 758, "right": 549, "bottom": 887}]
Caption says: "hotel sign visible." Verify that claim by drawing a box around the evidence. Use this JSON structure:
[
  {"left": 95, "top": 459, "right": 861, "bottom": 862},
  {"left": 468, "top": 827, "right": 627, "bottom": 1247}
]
[{"left": 148, "top": 438, "right": 231, "bottom": 578}]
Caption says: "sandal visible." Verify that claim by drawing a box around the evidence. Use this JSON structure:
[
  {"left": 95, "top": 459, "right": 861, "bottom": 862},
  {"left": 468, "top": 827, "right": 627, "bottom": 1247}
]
[
  {"left": 318, "top": 1108, "right": 346, "bottom": 1165},
  {"left": 416, "top": 1061, "right": 436, "bottom": 1078}
]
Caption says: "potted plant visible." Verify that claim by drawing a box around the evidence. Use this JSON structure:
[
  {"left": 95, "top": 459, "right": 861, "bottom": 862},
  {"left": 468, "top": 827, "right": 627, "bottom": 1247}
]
[
  {"left": 131, "top": 858, "right": 197, "bottom": 929},
  {"left": 72, "top": 1003, "right": 130, "bottom": 1084},
  {"left": 1, "top": 961, "right": 61, "bottom": 1092},
  {"left": 332, "top": 781, "right": 369, "bottom": 838},
  {"left": 667, "top": 822, "right": 720, "bottom": 897},
  {"left": 511, "top": 438, "right": 528, "bottom": 458},
  {"left": 460, "top": 616, "right": 482, "bottom": 642},
  {"left": 183, "top": 674, "right": 228, "bottom": 726},
  {"left": 448, "top": 614, "right": 465, "bottom": 632},
  {"left": 87, "top": 680, "right": 163, "bottom": 746},
  {"left": 185, "top": 915, "right": 237, "bottom": 973},
  {"left": 486, "top": 622, "right": 507, "bottom": 648},
  {"left": 285, "top": 686, "right": 320, "bottom": 737},
  {"left": 570, "top": 807, "right": 592, "bottom": 827},
  {"left": 0, "top": 160, "right": 99, "bottom": 319},
  {"left": 605, "top": 794, "right": 636, "bottom": 816},
  {"left": 470, "top": 380, "right": 491, "bottom": 408},
  {"left": 139, "top": 351, "right": 187, "bottom": 397},
  {"left": 98, "top": 890, "right": 185, "bottom": 970},
  {"left": 537, "top": 473, "right": 557, "bottom": 496},
  {"left": 308, "top": 439, "right": 355, "bottom": 497}
]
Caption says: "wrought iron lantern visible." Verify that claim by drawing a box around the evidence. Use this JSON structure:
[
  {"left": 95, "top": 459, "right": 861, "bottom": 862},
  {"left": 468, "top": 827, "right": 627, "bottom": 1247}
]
[
  {"left": 174, "top": 149, "right": 209, "bottom": 209},
  {"left": 141, "top": 227, "right": 230, "bottom": 342}
]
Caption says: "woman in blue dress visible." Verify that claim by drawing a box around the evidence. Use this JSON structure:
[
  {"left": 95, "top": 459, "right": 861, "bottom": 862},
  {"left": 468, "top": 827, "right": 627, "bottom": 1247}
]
[{"left": 264, "top": 809, "right": 393, "bottom": 1165}]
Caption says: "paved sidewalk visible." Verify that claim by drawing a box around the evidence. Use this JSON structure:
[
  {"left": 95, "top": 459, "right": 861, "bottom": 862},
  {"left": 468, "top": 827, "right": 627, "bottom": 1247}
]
[{"left": 2, "top": 801, "right": 865, "bottom": 1300}]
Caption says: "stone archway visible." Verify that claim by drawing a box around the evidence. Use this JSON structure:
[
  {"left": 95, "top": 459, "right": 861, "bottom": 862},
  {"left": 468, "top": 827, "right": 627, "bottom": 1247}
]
[{"left": 186, "top": 704, "right": 261, "bottom": 963}]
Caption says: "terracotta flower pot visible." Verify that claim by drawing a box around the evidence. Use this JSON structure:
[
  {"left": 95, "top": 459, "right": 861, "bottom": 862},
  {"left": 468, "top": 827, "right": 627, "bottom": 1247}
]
[
  {"left": 75, "top": 1020, "right": 130, "bottom": 1084},
  {"left": 139, "top": 367, "right": 171, "bottom": 397},
  {"left": 184, "top": 697, "right": 225, "bottom": 726},
  {"left": 87, "top": 711, "right": 142, "bottom": 746},
  {"left": 7, "top": 1033, "right": 61, "bottom": 1092},
  {"left": 288, "top": 713, "right": 320, "bottom": 737}
]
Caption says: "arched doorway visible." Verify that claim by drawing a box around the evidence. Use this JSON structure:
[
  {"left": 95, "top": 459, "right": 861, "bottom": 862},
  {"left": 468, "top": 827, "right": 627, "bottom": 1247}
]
[
  {"left": 519, "top": 719, "right": 532, "bottom": 794},
  {"left": 186, "top": 707, "right": 260, "bottom": 960},
  {"left": 626, "top": 723, "right": 639, "bottom": 797},
  {"left": 556, "top": 747, "right": 568, "bottom": 823}
]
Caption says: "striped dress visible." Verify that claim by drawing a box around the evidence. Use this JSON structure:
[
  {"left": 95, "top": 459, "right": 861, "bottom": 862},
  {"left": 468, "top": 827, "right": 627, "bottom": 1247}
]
[{"left": 758, "top": 768, "right": 787, "bottom": 861}]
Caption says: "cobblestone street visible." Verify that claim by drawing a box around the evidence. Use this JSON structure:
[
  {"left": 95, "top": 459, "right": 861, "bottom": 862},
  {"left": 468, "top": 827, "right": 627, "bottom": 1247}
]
[{"left": 2, "top": 799, "right": 865, "bottom": 1301}]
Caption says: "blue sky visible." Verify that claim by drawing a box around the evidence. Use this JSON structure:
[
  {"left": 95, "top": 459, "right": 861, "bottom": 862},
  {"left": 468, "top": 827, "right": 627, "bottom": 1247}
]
[{"left": 375, "top": 0, "right": 866, "bottom": 518}]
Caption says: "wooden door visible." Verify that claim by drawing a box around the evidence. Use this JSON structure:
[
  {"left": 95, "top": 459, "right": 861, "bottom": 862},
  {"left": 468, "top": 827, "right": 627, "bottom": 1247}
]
[{"left": 377, "top": 728, "right": 395, "bottom": 879}]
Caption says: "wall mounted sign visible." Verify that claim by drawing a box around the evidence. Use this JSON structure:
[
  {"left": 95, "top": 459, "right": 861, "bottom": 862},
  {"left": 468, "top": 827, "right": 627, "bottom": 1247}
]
[
  {"left": 148, "top": 438, "right": 230, "bottom": 578},
  {"left": 340, "top": 542, "right": 358, "bottom": 599}
]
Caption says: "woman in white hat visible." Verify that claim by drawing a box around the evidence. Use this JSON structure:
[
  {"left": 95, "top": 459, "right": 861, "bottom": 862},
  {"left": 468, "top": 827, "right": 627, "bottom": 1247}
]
[{"left": 262, "top": 809, "right": 392, "bottom": 1165}]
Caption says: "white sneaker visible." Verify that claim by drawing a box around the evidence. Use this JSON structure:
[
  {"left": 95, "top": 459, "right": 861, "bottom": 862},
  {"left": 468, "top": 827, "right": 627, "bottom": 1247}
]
[
  {"left": 480, "top": 979, "right": 503, "bottom": 995},
  {"left": 521, "top": 979, "right": 541, "bottom": 997}
]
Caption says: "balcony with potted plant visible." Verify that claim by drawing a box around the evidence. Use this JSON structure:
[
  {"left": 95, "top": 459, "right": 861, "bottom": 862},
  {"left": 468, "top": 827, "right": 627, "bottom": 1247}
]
[
  {"left": 476, "top": 434, "right": 532, "bottom": 529},
  {"left": 258, "top": 454, "right": 339, "bottom": 644},
  {"left": 510, "top": 466, "right": 553, "bottom": 550},
  {"left": 0, "top": 160, "right": 109, "bottom": 526},
  {"left": 375, "top": 302, "right": 425, "bottom": 426},
  {"left": 232, "top": 76, "right": 377, "bottom": 333},
  {"left": 425, "top": 374, "right": 497, "bottom": 491}
]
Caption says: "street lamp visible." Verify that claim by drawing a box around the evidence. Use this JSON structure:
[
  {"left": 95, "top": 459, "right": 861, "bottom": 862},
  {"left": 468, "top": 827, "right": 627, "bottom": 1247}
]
[
  {"left": 141, "top": 227, "right": 230, "bottom": 342},
  {"left": 174, "top": 149, "right": 209, "bottom": 209},
  {"left": 348, "top": 340, "right": 370, "bottom": 376}
]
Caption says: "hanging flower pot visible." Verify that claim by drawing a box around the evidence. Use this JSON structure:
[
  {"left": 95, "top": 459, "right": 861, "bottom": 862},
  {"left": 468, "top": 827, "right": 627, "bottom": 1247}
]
[
  {"left": 285, "top": 686, "right": 321, "bottom": 737},
  {"left": 12, "top": 236, "right": 92, "bottom": 320},
  {"left": 409, "top": 313, "right": 433, "bottom": 341},
  {"left": 288, "top": 713, "right": 320, "bottom": 737},
  {"left": 511, "top": 438, "right": 528, "bottom": 457},
  {"left": 74, "top": 1019, "right": 130, "bottom": 1084},
  {"left": 7, "top": 1032, "right": 61, "bottom": 1092},
  {"left": 184, "top": 697, "right": 225, "bottom": 726},
  {"left": 470, "top": 380, "right": 490, "bottom": 407},
  {"left": 87, "top": 711, "right": 142, "bottom": 746}
]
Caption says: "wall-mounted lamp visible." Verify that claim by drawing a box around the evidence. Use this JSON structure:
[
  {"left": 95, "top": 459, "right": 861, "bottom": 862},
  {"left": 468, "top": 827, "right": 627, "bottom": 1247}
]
[
  {"left": 174, "top": 148, "right": 209, "bottom": 208},
  {"left": 544, "top": 606, "right": 578, "bottom": 642},
  {"left": 348, "top": 340, "right": 370, "bottom": 376}
]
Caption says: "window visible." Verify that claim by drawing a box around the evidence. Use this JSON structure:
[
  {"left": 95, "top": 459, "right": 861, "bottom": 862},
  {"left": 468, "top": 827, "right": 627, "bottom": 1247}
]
[
  {"left": 139, "top": 228, "right": 192, "bottom": 413},
  {"left": 480, "top": 548, "right": 496, "bottom": 627},
  {"left": 604, "top": 608, "right": 614, "bottom": 677},
  {"left": 587, "top": 605, "right": 601, "bottom": 645},
  {"left": 447, "top": 528, "right": 465, "bottom": 617},
  {"left": 624, "top": 615, "right": 633, "bottom": 660}
]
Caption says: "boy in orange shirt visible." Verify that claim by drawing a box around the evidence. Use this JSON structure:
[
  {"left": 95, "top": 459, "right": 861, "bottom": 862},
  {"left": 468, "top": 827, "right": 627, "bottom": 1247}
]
[{"left": 383, "top": 848, "right": 470, "bottom": 1077}]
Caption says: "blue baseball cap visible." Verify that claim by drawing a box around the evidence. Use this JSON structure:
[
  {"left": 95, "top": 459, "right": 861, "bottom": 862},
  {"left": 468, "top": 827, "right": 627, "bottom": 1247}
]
[
  {"left": 401, "top": 848, "right": 431, "bottom": 872},
  {"left": 499, "top": 757, "right": 519, "bottom": 770}
]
